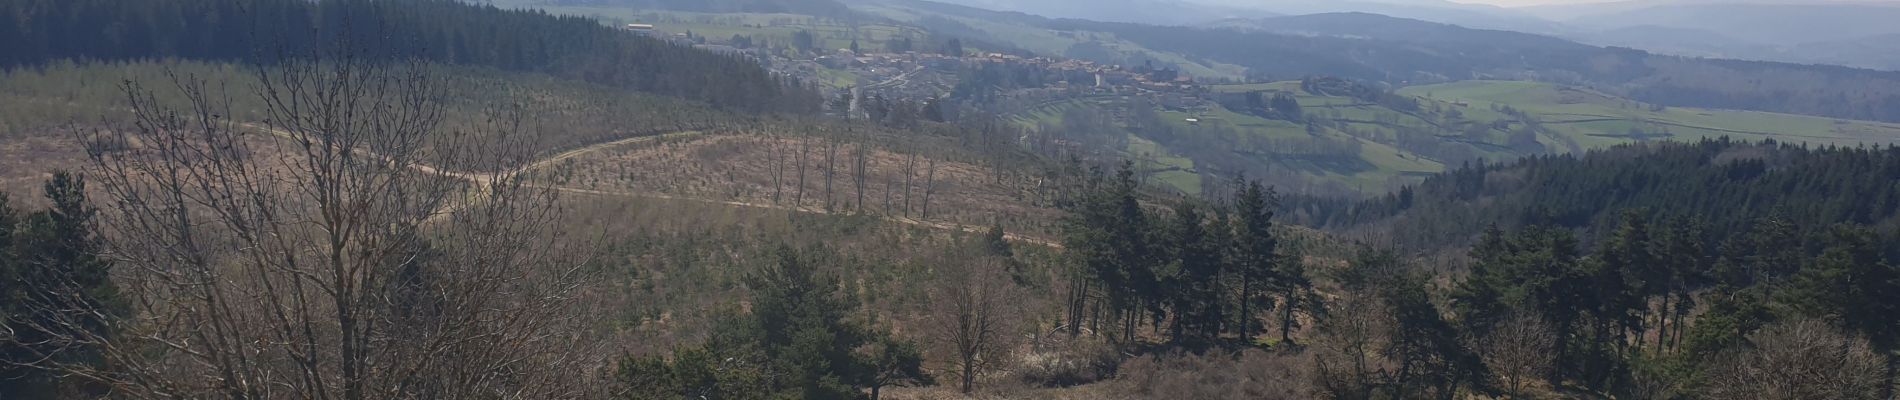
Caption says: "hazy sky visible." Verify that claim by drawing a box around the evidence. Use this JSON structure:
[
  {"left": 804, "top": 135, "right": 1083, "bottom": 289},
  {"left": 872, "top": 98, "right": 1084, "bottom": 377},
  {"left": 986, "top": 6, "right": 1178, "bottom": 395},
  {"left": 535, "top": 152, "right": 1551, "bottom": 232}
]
[
  {"left": 1450, "top": 0, "right": 1900, "bottom": 6},
  {"left": 1449, "top": 0, "right": 1620, "bottom": 5}
]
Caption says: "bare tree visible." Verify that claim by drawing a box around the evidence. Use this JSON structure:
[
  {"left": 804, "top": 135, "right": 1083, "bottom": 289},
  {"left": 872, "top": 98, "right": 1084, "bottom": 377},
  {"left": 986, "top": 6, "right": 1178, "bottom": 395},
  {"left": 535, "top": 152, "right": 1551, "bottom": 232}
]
[
  {"left": 824, "top": 139, "right": 837, "bottom": 212},
  {"left": 796, "top": 132, "right": 810, "bottom": 208},
  {"left": 771, "top": 134, "right": 785, "bottom": 203},
  {"left": 1705, "top": 318, "right": 1889, "bottom": 400},
  {"left": 854, "top": 142, "right": 867, "bottom": 214},
  {"left": 1310, "top": 292, "right": 1394, "bottom": 400},
  {"left": 883, "top": 171, "right": 895, "bottom": 215},
  {"left": 50, "top": 45, "right": 596, "bottom": 399},
  {"left": 903, "top": 151, "right": 917, "bottom": 217},
  {"left": 921, "top": 159, "right": 938, "bottom": 220},
  {"left": 927, "top": 257, "right": 1026, "bottom": 394},
  {"left": 1477, "top": 312, "right": 1555, "bottom": 398}
]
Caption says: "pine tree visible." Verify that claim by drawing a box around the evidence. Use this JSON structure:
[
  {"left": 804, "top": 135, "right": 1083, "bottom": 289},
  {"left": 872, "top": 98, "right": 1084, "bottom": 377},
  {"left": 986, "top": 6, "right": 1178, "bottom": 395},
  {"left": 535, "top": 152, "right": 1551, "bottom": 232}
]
[
  {"left": 1593, "top": 211, "right": 1650, "bottom": 353},
  {"left": 1781, "top": 225, "right": 1900, "bottom": 395},
  {"left": 1230, "top": 179, "right": 1279, "bottom": 342},
  {"left": 1165, "top": 203, "right": 1222, "bottom": 346},
  {"left": 1451, "top": 225, "right": 1512, "bottom": 334},
  {"left": 746, "top": 246, "right": 875, "bottom": 399},
  {"left": 0, "top": 173, "right": 122, "bottom": 397}
]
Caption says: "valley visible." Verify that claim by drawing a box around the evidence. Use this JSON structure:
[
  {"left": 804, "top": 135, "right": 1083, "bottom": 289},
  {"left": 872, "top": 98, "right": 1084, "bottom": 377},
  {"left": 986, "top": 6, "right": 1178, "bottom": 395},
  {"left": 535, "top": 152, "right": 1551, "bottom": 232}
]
[{"left": 3, "top": 0, "right": 1900, "bottom": 399}]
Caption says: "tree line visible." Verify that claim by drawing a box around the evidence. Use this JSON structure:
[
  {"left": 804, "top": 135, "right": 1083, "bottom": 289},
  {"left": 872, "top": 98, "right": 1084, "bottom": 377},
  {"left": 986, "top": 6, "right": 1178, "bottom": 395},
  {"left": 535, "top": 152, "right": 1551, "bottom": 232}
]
[
  {"left": 1043, "top": 146, "right": 1900, "bottom": 398},
  {"left": 1287, "top": 138, "right": 1900, "bottom": 250},
  {"left": 1060, "top": 162, "right": 1318, "bottom": 348},
  {"left": 0, "top": 0, "right": 819, "bottom": 113},
  {"left": 1440, "top": 212, "right": 1900, "bottom": 398}
]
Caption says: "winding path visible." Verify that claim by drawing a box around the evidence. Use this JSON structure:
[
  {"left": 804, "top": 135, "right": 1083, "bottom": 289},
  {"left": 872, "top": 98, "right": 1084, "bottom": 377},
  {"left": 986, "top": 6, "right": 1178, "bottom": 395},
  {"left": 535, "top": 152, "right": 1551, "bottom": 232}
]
[{"left": 243, "top": 124, "right": 1060, "bottom": 247}]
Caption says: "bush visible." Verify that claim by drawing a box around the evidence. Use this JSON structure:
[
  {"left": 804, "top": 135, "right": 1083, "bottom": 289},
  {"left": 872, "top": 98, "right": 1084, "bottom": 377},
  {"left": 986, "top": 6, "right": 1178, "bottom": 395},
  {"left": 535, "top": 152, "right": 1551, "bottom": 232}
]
[
  {"left": 1702, "top": 319, "right": 1888, "bottom": 400},
  {"left": 1015, "top": 337, "right": 1122, "bottom": 387},
  {"left": 1115, "top": 349, "right": 1314, "bottom": 400}
]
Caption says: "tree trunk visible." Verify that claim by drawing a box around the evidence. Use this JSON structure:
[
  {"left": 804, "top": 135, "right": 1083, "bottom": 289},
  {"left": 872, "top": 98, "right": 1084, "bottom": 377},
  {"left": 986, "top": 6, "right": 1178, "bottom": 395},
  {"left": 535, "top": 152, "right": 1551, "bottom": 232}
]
[
  {"left": 772, "top": 138, "right": 783, "bottom": 203},
  {"left": 1068, "top": 277, "right": 1086, "bottom": 336},
  {"left": 1279, "top": 287, "right": 1295, "bottom": 344},
  {"left": 921, "top": 159, "right": 937, "bottom": 219},
  {"left": 903, "top": 152, "right": 916, "bottom": 217},
  {"left": 1656, "top": 295, "right": 1670, "bottom": 352},
  {"left": 824, "top": 141, "right": 836, "bottom": 212},
  {"left": 796, "top": 136, "right": 810, "bottom": 207},
  {"left": 1238, "top": 275, "right": 1252, "bottom": 341},
  {"left": 860, "top": 144, "right": 871, "bottom": 213},
  {"left": 961, "top": 361, "right": 975, "bottom": 394}
]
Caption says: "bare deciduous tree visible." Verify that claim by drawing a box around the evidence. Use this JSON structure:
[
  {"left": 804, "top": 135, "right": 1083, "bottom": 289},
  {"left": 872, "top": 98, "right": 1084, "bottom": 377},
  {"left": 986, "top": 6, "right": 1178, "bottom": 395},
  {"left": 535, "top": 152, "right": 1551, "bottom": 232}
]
[
  {"left": 1311, "top": 292, "right": 1394, "bottom": 400},
  {"left": 796, "top": 132, "right": 811, "bottom": 207},
  {"left": 824, "top": 139, "right": 837, "bottom": 212},
  {"left": 854, "top": 142, "right": 867, "bottom": 214},
  {"left": 1476, "top": 312, "right": 1555, "bottom": 398},
  {"left": 1705, "top": 318, "right": 1889, "bottom": 400},
  {"left": 927, "top": 257, "right": 1025, "bottom": 394},
  {"left": 903, "top": 151, "right": 917, "bottom": 217},
  {"left": 921, "top": 159, "right": 938, "bottom": 220},
  {"left": 43, "top": 45, "right": 596, "bottom": 399}
]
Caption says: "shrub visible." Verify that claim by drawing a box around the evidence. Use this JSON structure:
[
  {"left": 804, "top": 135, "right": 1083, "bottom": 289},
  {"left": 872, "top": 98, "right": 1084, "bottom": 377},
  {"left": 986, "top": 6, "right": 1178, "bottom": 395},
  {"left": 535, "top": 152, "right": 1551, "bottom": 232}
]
[
  {"left": 1015, "top": 337, "right": 1122, "bottom": 387},
  {"left": 1116, "top": 349, "right": 1314, "bottom": 400}
]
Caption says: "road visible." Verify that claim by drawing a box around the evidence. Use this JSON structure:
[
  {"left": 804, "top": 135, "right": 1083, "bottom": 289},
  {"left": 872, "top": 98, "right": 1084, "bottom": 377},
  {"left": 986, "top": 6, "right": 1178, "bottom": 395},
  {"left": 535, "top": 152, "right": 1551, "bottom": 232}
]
[{"left": 242, "top": 124, "right": 1059, "bottom": 247}]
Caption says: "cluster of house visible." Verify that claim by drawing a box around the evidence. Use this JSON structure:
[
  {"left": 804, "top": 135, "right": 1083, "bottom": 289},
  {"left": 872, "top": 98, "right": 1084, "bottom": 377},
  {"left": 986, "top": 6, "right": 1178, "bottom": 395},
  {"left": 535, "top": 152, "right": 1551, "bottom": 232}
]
[
  {"left": 803, "top": 49, "right": 1210, "bottom": 110},
  {"left": 620, "top": 21, "right": 1212, "bottom": 112}
]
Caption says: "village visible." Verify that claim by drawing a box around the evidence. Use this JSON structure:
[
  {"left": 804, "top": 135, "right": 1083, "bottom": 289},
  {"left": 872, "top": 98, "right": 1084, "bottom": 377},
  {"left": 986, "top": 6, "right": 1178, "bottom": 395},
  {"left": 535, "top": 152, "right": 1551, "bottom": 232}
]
[{"left": 622, "top": 22, "right": 1218, "bottom": 117}]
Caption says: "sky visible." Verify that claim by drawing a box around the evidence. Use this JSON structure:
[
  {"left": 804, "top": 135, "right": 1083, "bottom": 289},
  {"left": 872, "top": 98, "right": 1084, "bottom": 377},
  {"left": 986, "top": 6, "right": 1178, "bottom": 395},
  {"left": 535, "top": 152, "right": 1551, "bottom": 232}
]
[
  {"left": 1449, "top": 0, "right": 1900, "bottom": 6},
  {"left": 1447, "top": 0, "right": 1622, "bottom": 6}
]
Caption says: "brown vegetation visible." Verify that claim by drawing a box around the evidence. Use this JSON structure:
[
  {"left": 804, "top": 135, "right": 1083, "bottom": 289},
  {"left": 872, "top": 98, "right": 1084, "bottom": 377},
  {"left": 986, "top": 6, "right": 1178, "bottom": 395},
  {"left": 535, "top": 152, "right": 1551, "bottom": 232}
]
[
  {"left": 16, "top": 52, "right": 601, "bottom": 398},
  {"left": 530, "top": 133, "right": 1062, "bottom": 237},
  {"left": 1704, "top": 319, "right": 1890, "bottom": 400}
]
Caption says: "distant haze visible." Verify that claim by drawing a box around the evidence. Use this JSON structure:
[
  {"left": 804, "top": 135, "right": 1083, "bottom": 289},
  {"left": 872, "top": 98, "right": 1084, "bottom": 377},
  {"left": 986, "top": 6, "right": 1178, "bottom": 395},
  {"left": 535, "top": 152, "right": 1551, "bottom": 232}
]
[
  {"left": 1451, "top": 0, "right": 1618, "bottom": 5},
  {"left": 1448, "top": 0, "right": 1618, "bottom": 5},
  {"left": 1450, "top": 0, "right": 1900, "bottom": 7}
]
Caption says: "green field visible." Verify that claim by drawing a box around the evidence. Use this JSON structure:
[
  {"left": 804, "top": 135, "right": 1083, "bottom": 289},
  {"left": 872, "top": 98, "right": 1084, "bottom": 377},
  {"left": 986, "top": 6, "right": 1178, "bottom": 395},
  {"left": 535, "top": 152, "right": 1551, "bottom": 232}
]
[
  {"left": 855, "top": 3, "right": 1248, "bottom": 80},
  {"left": 1127, "top": 135, "right": 1203, "bottom": 194},
  {"left": 1400, "top": 80, "right": 1900, "bottom": 149},
  {"left": 813, "top": 66, "right": 859, "bottom": 87},
  {"left": 1006, "top": 89, "right": 1447, "bottom": 194},
  {"left": 484, "top": 5, "right": 926, "bottom": 55}
]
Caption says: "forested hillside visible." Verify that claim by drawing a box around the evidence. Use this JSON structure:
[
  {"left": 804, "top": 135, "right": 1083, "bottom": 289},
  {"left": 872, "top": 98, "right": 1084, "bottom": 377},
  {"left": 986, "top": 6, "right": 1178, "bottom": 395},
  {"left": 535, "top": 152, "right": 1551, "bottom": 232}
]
[
  {"left": 0, "top": 0, "right": 818, "bottom": 112},
  {"left": 873, "top": 2, "right": 1900, "bottom": 123},
  {"left": 5, "top": 0, "right": 1900, "bottom": 399},
  {"left": 1290, "top": 138, "right": 1900, "bottom": 249},
  {"left": 527, "top": 0, "right": 856, "bottom": 16}
]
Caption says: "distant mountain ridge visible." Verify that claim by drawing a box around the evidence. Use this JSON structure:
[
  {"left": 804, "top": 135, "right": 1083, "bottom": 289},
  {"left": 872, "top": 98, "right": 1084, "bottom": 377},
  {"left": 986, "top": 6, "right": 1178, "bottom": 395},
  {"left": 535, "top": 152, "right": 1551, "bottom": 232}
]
[
  {"left": 543, "top": 0, "right": 855, "bottom": 15},
  {"left": 1218, "top": 12, "right": 1580, "bottom": 49},
  {"left": 1525, "top": 1, "right": 1900, "bottom": 70},
  {"left": 896, "top": 0, "right": 1278, "bottom": 25},
  {"left": 1562, "top": 2, "right": 1900, "bottom": 45}
]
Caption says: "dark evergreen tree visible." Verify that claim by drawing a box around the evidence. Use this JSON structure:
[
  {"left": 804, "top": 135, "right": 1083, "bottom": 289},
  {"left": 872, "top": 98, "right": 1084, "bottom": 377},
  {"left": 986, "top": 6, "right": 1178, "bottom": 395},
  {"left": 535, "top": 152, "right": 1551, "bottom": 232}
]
[
  {"left": 865, "top": 334, "right": 931, "bottom": 400},
  {"left": 1230, "top": 179, "right": 1279, "bottom": 341},
  {"left": 1163, "top": 203, "right": 1222, "bottom": 346},
  {"left": 1780, "top": 225, "right": 1900, "bottom": 392},
  {"left": 0, "top": 173, "right": 122, "bottom": 397},
  {"left": 1, "top": 0, "right": 820, "bottom": 113},
  {"left": 618, "top": 246, "right": 922, "bottom": 399}
]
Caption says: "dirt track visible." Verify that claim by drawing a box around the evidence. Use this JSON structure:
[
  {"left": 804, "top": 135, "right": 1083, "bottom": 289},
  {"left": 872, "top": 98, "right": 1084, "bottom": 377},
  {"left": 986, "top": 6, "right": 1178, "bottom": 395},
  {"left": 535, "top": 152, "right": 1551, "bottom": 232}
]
[{"left": 244, "top": 124, "right": 1061, "bottom": 247}]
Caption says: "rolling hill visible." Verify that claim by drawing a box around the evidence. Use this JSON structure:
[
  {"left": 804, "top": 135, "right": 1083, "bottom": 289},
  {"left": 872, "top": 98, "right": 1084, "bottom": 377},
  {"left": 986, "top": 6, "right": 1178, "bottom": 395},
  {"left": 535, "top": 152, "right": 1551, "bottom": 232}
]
[
  {"left": 1399, "top": 81, "right": 1900, "bottom": 150},
  {"left": 1539, "top": 1, "right": 1900, "bottom": 71},
  {"left": 1004, "top": 78, "right": 1900, "bottom": 197},
  {"left": 493, "top": 0, "right": 857, "bottom": 16},
  {"left": 1560, "top": 2, "right": 1900, "bottom": 46},
  {"left": 898, "top": 0, "right": 1279, "bottom": 25}
]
